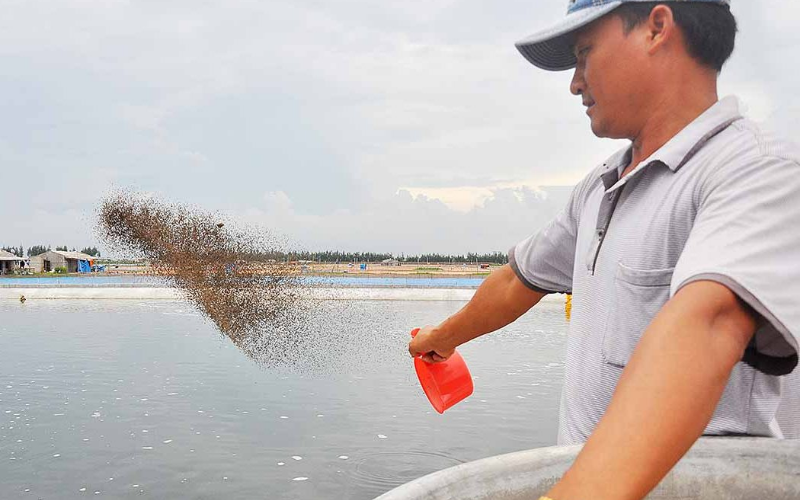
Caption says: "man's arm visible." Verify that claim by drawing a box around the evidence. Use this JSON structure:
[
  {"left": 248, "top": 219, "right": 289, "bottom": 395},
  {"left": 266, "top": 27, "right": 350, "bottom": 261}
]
[
  {"left": 408, "top": 264, "right": 547, "bottom": 363},
  {"left": 545, "top": 280, "right": 758, "bottom": 500}
]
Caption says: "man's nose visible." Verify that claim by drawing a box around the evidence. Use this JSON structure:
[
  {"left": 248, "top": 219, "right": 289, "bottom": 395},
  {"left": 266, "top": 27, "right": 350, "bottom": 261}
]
[{"left": 570, "top": 67, "right": 584, "bottom": 96}]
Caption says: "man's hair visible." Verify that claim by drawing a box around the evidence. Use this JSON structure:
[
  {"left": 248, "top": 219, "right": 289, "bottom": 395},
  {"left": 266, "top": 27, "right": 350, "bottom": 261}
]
[{"left": 615, "top": 2, "right": 737, "bottom": 72}]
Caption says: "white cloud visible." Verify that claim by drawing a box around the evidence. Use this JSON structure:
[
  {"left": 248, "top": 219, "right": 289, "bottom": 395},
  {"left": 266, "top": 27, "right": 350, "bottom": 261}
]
[
  {"left": 263, "top": 191, "right": 294, "bottom": 213},
  {"left": 1, "top": 0, "right": 798, "bottom": 253},
  {"left": 236, "top": 185, "right": 568, "bottom": 254}
]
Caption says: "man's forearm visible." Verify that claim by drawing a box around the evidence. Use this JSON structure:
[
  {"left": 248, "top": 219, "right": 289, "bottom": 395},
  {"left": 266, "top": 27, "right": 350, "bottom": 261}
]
[
  {"left": 436, "top": 264, "right": 546, "bottom": 350},
  {"left": 546, "top": 281, "right": 757, "bottom": 500}
]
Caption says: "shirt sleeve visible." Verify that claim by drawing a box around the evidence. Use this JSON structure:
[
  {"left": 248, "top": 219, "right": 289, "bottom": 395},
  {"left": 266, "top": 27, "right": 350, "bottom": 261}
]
[
  {"left": 509, "top": 180, "right": 586, "bottom": 295},
  {"left": 671, "top": 154, "right": 800, "bottom": 376}
]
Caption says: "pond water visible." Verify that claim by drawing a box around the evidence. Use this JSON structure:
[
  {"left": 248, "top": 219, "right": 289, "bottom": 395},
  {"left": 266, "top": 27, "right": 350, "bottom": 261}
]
[{"left": 0, "top": 298, "right": 567, "bottom": 499}]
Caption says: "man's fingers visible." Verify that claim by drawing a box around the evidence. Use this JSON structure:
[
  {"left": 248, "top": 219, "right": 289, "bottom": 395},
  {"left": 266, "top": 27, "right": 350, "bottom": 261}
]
[
  {"left": 408, "top": 333, "right": 450, "bottom": 363},
  {"left": 408, "top": 340, "right": 424, "bottom": 358},
  {"left": 419, "top": 352, "right": 448, "bottom": 363}
]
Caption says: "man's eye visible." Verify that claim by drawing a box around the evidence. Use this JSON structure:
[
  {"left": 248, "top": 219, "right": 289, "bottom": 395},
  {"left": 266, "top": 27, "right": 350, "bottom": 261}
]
[{"left": 575, "top": 46, "right": 590, "bottom": 65}]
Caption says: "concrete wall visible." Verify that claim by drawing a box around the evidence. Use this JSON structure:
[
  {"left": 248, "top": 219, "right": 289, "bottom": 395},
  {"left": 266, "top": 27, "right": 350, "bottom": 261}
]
[
  {"left": 30, "top": 252, "right": 68, "bottom": 273},
  {"left": 0, "top": 286, "right": 504, "bottom": 301},
  {"left": 376, "top": 437, "right": 800, "bottom": 500}
]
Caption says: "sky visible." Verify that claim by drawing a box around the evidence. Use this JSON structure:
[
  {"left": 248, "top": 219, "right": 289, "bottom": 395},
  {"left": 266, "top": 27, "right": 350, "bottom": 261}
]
[{"left": 2, "top": 1, "right": 798, "bottom": 255}]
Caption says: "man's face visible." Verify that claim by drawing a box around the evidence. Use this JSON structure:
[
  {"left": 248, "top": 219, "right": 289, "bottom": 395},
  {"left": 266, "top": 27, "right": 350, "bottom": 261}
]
[{"left": 570, "top": 14, "right": 649, "bottom": 139}]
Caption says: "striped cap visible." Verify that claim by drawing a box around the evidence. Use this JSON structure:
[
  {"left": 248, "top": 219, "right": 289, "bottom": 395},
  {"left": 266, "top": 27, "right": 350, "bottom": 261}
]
[{"left": 515, "top": 0, "right": 731, "bottom": 71}]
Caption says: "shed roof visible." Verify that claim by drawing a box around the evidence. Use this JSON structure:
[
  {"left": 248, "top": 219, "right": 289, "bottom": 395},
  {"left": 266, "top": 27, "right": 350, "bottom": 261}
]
[
  {"left": 52, "top": 250, "right": 95, "bottom": 260},
  {"left": 0, "top": 250, "right": 25, "bottom": 261}
]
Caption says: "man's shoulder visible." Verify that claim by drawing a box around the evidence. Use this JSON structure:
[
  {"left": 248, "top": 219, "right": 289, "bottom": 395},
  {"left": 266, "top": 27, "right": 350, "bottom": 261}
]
[
  {"left": 690, "top": 117, "right": 800, "bottom": 200},
  {"left": 722, "top": 117, "right": 800, "bottom": 165}
]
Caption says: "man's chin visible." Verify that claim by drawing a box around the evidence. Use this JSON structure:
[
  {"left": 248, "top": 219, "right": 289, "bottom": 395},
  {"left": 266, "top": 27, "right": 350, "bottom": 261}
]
[
  {"left": 589, "top": 119, "right": 624, "bottom": 140},
  {"left": 589, "top": 120, "right": 608, "bottom": 138}
]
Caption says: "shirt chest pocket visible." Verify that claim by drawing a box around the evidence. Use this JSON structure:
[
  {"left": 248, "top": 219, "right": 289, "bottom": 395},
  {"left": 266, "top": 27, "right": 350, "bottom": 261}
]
[{"left": 602, "top": 262, "right": 675, "bottom": 368}]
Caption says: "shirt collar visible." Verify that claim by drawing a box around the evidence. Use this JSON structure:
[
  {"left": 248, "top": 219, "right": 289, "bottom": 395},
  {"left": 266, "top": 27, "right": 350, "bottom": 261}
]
[
  {"left": 600, "top": 148, "right": 631, "bottom": 190},
  {"left": 601, "top": 96, "right": 744, "bottom": 191},
  {"left": 651, "top": 95, "right": 743, "bottom": 172}
]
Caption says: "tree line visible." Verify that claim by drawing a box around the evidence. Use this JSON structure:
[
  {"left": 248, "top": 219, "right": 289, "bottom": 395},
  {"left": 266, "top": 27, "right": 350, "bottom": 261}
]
[
  {"left": 285, "top": 251, "right": 508, "bottom": 264},
  {"left": 1, "top": 245, "right": 101, "bottom": 258},
  {"left": 2, "top": 244, "right": 503, "bottom": 263}
]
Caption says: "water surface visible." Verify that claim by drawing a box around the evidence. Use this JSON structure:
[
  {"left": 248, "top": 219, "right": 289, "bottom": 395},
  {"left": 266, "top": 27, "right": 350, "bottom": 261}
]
[{"left": 0, "top": 298, "right": 567, "bottom": 499}]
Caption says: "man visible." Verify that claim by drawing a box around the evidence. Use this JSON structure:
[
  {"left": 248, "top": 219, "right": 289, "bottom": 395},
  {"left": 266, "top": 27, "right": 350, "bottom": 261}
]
[{"left": 408, "top": 1, "right": 800, "bottom": 499}]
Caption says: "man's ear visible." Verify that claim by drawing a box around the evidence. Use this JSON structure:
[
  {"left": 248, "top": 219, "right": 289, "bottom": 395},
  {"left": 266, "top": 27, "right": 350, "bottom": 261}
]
[{"left": 646, "top": 4, "right": 678, "bottom": 55}]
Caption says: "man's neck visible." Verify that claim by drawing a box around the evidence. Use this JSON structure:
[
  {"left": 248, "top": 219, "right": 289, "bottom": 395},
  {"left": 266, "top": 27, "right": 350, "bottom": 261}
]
[{"left": 622, "top": 80, "right": 719, "bottom": 178}]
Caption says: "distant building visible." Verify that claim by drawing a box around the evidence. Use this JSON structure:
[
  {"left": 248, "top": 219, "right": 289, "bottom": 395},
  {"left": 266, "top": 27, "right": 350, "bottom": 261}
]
[
  {"left": 29, "top": 250, "right": 95, "bottom": 273},
  {"left": 381, "top": 259, "right": 401, "bottom": 266},
  {"left": 0, "top": 250, "right": 26, "bottom": 275}
]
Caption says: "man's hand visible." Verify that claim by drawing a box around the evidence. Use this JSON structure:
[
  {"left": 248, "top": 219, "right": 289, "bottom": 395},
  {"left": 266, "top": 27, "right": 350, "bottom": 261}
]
[
  {"left": 408, "top": 325, "right": 456, "bottom": 364},
  {"left": 545, "top": 280, "right": 759, "bottom": 500}
]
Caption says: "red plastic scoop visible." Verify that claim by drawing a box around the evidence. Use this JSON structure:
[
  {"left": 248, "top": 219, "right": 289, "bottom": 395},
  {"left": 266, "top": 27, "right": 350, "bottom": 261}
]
[{"left": 411, "top": 328, "right": 474, "bottom": 414}]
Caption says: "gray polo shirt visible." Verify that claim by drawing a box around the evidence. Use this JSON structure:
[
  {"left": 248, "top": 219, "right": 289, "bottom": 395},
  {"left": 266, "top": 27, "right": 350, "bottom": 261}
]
[{"left": 510, "top": 97, "right": 800, "bottom": 445}]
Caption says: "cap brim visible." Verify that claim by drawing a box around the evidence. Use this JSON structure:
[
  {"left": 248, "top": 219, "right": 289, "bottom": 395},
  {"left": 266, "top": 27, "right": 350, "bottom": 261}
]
[{"left": 515, "top": 2, "right": 622, "bottom": 71}]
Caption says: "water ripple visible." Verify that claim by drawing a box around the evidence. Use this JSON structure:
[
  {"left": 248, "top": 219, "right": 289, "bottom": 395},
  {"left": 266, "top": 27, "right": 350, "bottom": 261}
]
[{"left": 346, "top": 450, "right": 466, "bottom": 495}]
